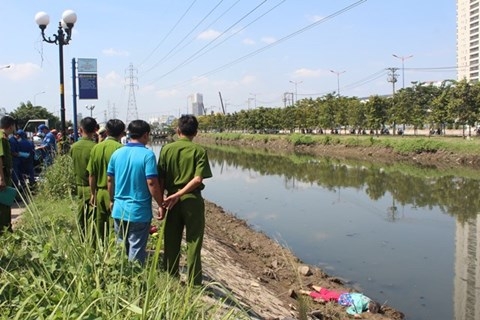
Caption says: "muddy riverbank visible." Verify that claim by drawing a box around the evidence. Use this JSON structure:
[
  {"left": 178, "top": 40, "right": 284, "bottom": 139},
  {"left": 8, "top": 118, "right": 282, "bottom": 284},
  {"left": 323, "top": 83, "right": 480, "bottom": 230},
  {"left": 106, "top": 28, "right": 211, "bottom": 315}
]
[{"left": 189, "top": 135, "right": 415, "bottom": 319}]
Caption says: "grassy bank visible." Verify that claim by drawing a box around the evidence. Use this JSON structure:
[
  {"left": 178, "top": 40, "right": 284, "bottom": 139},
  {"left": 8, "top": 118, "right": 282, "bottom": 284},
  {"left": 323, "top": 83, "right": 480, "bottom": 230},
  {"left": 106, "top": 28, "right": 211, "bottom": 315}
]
[
  {"left": 203, "top": 132, "right": 480, "bottom": 156},
  {"left": 0, "top": 156, "right": 246, "bottom": 319}
]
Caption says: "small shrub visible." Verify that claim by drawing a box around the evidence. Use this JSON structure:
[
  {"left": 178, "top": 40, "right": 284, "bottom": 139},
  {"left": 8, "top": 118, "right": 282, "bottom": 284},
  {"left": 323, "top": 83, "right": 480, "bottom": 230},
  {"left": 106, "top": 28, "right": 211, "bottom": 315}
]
[
  {"left": 287, "top": 134, "right": 314, "bottom": 146},
  {"left": 37, "top": 154, "right": 75, "bottom": 201}
]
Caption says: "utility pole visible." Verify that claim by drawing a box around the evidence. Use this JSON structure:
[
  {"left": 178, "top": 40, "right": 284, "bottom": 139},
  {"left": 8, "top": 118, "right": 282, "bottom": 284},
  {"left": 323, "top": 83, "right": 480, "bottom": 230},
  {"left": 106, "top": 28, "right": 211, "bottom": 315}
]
[
  {"left": 386, "top": 67, "right": 399, "bottom": 95},
  {"left": 289, "top": 81, "right": 302, "bottom": 105},
  {"left": 247, "top": 97, "right": 255, "bottom": 110},
  {"left": 386, "top": 67, "right": 399, "bottom": 135},
  {"left": 249, "top": 93, "right": 257, "bottom": 109},
  {"left": 283, "top": 92, "right": 294, "bottom": 107},
  {"left": 392, "top": 54, "right": 413, "bottom": 89},
  {"left": 330, "top": 70, "right": 345, "bottom": 97}
]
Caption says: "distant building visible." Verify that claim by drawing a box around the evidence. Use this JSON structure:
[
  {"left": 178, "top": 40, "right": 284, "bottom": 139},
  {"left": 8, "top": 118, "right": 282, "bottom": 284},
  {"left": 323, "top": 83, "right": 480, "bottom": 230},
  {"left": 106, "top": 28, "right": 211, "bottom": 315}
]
[
  {"left": 148, "top": 115, "right": 176, "bottom": 128},
  {"left": 457, "top": 0, "right": 480, "bottom": 81},
  {"left": 188, "top": 93, "right": 205, "bottom": 116}
]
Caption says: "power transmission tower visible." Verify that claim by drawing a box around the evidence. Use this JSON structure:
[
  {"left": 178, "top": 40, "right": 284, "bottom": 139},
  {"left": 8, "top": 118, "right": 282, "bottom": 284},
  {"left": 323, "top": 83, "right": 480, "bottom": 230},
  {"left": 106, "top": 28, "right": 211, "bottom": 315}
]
[
  {"left": 125, "top": 63, "right": 139, "bottom": 125},
  {"left": 111, "top": 103, "right": 118, "bottom": 119}
]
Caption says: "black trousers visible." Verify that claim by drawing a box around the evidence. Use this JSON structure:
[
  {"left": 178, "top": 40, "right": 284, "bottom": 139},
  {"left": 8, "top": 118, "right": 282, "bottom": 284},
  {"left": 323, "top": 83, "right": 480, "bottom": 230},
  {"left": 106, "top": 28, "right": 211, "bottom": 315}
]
[{"left": 0, "top": 203, "right": 12, "bottom": 234}]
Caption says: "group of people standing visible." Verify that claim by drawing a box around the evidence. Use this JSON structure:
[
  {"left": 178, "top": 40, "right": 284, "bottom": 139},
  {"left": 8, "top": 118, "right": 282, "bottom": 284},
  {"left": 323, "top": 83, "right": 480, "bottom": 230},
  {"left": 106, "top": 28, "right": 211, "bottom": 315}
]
[
  {"left": 70, "top": 114, "right": 212, "bottom": 286},
  {"left": 0, "top": 113, "right": 212, "bottom": 286}
]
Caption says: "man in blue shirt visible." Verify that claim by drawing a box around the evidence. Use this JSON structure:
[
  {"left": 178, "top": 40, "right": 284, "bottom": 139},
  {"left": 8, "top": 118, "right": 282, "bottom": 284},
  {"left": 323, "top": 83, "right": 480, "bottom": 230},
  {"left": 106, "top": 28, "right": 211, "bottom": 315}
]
[
  {"left": 35, "top": 124, "right": 56, "bottom": 166},
  {"left": 16, "top": 130, "right": 35, "bottom": 187},
  {"left": 107, "top": 120, "right": 164, "bottom": 264}
]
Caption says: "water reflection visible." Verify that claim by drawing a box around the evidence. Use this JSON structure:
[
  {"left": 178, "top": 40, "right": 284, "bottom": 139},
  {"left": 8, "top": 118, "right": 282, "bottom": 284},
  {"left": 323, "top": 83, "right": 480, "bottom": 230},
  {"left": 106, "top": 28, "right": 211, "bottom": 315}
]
[
  {"left": 455, "top": 217, "right": 480, "bottom": 320},
  {"left": 199, "top": 144, "right": 480, "bottom": 320},
  {"left": 206, "top": 145, "right": 480, "bottom": 223}
]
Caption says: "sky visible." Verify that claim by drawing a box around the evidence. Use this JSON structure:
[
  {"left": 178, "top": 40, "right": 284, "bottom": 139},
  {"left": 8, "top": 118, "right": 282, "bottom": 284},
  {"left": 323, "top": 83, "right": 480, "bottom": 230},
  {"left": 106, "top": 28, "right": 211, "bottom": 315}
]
[{"left": 0, "top": 0, "right": 457, "bottom": 123}]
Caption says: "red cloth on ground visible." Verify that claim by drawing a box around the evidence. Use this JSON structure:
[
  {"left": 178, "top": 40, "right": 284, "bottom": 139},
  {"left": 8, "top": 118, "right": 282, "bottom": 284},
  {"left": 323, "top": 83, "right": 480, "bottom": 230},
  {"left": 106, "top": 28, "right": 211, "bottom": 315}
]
[{"left": 309, "top": 288, "right": 342, "bottom": 301}]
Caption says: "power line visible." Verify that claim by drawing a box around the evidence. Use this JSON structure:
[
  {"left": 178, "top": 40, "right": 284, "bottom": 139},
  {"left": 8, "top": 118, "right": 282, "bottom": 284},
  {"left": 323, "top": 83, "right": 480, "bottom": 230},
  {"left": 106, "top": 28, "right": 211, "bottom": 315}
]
[
  {"left": 153, "top": 0, "right": 367, "bottom": 89},
  {"left": 138, "top": 0, "right": 198, "bottom": 69},
  {"left": 140, "top": 0, "right": 226, "bottom": 76},
  {"left": 146, "top": 0, "right": 269, "bottom": 85},
  {"left": 170, "top": 0, "right": 287, "bottom": 70},
  {"left": 405, "top": 66, "right": 458, "bottom": 71},
  {"left": 154, "top": 0, "right": 243, "bottom": 72},
  {"left": 296, "top": 69, "right": 388, "bottom": 97}
]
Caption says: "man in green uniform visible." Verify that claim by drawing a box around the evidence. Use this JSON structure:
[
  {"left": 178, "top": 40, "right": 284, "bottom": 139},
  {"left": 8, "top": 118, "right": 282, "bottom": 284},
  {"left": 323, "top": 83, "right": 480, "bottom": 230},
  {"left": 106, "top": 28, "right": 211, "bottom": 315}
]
[
  {"left": 158, "top": 114, "right": 213, "bottom": 286},
  {"left": 87, "top": 119, "right": 125, "bottom": 242},
  {"left": 70, "top": 117, "right": 97, "bottom": 241},
  {"left": 0, "top": 116, "right": 16, "bottom": 234}
]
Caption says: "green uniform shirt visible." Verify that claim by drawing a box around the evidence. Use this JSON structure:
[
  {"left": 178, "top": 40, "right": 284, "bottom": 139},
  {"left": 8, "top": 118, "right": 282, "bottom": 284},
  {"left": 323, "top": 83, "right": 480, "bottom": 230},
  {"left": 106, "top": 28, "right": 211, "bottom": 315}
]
[
  {"left": 158, "top": 137, "right": 213, "bottom": 194},
  {"left": 70, "top": 137, "right": 96, "bottom": 186},
  {"left": 86, "top": 137, "right": 123, "bottom": 188},
  {"left": 0, "top": 129, "right": 12, "bottom": 185}
]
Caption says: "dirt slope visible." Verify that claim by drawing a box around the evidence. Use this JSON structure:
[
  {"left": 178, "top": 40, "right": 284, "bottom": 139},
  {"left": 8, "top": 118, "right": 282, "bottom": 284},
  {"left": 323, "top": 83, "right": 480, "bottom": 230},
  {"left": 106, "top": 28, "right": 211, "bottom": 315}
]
[{"left": 200, "top": 201, "right": 405, "bottom": 319}]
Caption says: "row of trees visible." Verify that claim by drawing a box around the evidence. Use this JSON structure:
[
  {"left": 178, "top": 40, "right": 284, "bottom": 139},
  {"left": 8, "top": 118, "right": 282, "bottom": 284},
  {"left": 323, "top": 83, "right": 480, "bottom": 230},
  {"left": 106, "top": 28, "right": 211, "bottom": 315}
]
[
  {"left": 197, "top": 79, "right": 480, "bottom": 136},
  {"left": 7, "top": 101, "right": 61, "bottom": 130}
]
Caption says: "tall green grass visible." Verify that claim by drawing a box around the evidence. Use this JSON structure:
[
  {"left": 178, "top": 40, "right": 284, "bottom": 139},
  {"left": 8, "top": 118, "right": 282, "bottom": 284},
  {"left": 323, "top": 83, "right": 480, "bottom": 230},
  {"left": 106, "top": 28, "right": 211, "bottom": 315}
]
[
  {"left": 0, "top": 155, "right": 248, "bottom": 319},
  {"left": 202, "top": 132, "right": 480, "bottom": 155}
]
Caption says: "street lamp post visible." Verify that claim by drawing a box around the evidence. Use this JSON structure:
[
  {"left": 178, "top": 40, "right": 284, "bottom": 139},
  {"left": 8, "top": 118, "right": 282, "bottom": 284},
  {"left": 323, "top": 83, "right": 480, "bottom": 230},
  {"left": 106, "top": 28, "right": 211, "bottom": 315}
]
[
  {"left": 35, "top": 10, "right": 77, "bottom": 136},
  {"left": 330, "top": 70, "right": 345, "bottom": 97},
  {"left": 85, "top": 104, "right": 95, "bottom": 117},
  {"left": 392, "top": 54, "right": 413, "bottom": 89},
  {"left": 289, "top": 80, "right": 302, "bottom": 105},
  {"left": 33, "top": 91, "right": 46, "bottom": 106}
]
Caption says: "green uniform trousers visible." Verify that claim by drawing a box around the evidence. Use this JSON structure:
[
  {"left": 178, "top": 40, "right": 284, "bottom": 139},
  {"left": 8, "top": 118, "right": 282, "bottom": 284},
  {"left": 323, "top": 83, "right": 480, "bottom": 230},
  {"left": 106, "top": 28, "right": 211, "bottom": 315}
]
[
  {"left": 163, "top": 195, "right": 205, "bottom": 286},
  {"left": 95, "top": 188, "right": 111, "bottom": 241},
  {"left": 76, "top": 185, "right": 92, "bottom": 241}
]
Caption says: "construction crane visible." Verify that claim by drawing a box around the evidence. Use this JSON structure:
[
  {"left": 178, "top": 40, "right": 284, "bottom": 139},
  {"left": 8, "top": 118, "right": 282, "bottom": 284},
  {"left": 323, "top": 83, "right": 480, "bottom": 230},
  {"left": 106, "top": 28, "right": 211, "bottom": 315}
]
[{"left": 218, "top": 91, "right": 226, "bottom": 114}]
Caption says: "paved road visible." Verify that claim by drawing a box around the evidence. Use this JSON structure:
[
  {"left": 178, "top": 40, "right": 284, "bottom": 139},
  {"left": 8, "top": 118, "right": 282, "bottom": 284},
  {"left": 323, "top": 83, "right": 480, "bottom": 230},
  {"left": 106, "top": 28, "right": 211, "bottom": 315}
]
[{"left": 11, "top": 203, "right": 25, "bottom": 224}]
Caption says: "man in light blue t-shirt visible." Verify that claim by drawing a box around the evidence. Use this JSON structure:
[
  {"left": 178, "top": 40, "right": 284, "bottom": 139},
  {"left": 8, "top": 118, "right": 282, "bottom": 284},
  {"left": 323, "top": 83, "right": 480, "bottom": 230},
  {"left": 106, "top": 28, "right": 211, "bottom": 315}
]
[{"left": 107, "top": 120, "right": 164, "bottom": 264}]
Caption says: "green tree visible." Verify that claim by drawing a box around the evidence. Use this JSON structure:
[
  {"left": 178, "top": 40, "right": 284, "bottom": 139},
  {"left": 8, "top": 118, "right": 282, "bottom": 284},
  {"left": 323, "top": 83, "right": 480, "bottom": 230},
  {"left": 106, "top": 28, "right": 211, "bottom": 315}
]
[
  {"left": 447, "top": 79, "right": 480, "bottom": 137},
  {"left": 429, "top": 80, "right": 456, "bottom": 134},
  {"left": 9, "top": 101, "right": 60, "bottom": 129},
  {"left": 318, "top": 94, "right": 337, "bottom": 130},
  {"left": 365, "top": 95, "right": 389, "bottom": 133},
  {"left": 346, "top": 98, "right": 366, "bottom": 133}
]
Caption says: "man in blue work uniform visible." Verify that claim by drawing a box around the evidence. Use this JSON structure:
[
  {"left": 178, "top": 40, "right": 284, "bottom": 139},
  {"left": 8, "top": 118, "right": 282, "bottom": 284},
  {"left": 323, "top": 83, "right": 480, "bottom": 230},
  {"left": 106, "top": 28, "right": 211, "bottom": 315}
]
[
  {"left": 16, "top": 130, "right": 35, "bottom": 187},
  {"left": 35, "top": 124, "right": 56, "bottom": 166}
]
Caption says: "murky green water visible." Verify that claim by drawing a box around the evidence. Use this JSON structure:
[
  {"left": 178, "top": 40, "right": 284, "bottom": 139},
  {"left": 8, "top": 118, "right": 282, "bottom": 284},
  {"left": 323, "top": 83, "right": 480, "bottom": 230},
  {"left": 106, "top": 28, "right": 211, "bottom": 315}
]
[{"left": 152, "top": 143, "right": 480, "bottom": 320}]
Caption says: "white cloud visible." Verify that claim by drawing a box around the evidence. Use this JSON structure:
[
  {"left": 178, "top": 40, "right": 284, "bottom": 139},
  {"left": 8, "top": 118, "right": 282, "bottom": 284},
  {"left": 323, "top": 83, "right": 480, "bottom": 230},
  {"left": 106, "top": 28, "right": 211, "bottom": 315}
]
[
  {"left": 307, "top": 14, "right": 324, "bottom": 23},
  {"left": 197, "top": 29, "right": 221, "bottom": 40},
  {"left": 140, "top": 84, "right": 156, "bottom": 93},
  {"left": 293, "top": 68, "right": 322, "bottom": 78},
  {"left": 3, "top": 63, "right": 42, "bottom": 81},
  {"left": 155, "top": 89, "right": 179, "bottom": 98},
  {"left": 209, "top": 74, "right": 255, "bottom": 91},
  {"left": 243, "top": 38, "right": 255, "bottom": 45},
  {"left": 102, "top": 48, "right": 130, "bottom": 57},
  {"left": 241, "top": 74, "right": 256, "bottom": 85},
  {"left": 191, "top": 75, "right": 209, "bottom": 85},
  {"left": 99, "top": 71, "right": 123, "bottom": 87},
  {"left": 261, "top": 37, "right": 276, "bottom": 44}
]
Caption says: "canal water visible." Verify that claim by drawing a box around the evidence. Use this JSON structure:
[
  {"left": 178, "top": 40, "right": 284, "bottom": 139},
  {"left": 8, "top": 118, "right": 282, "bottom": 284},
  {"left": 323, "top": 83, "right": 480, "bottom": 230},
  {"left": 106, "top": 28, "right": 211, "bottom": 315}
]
[{"left": 151, "top": 143, "right": 480, "bottom": 320}]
